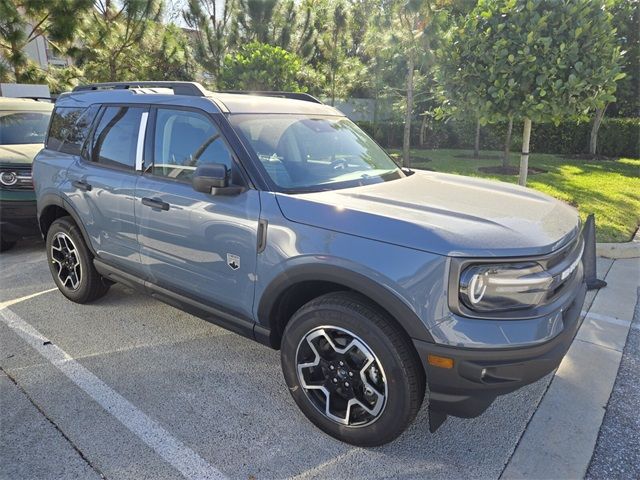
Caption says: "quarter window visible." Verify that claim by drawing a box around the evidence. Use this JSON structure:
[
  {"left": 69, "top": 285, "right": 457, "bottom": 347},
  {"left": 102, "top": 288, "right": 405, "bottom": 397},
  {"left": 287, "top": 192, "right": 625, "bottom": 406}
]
[
  {"left": 151, "top": 108, "right": 233, "bottom": 181},
  {"left": 91, "top": 106, "right": 145, "bottom": 170},
  {"left": 47, "top": 106, "right": 97, "bottom": 155}
]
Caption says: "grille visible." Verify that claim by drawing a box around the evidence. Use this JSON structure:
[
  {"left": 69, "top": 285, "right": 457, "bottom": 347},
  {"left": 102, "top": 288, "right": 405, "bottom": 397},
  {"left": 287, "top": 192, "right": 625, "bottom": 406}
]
[{"left": 0, "top": 165, "right": 33, "bottom": 190}]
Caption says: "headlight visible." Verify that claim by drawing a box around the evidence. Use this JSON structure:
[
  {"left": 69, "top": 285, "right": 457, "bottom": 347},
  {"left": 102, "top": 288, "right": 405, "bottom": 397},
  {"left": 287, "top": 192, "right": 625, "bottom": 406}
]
[
  {"left": 0, "top": 171, "right": 18, "bottom": 186},
  {"left": 459, "top": 262, "right": 553, "bottom": 312}
]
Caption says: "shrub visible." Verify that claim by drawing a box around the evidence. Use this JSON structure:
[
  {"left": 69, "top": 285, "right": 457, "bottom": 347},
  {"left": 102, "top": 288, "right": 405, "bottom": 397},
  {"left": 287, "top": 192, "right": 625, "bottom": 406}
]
[{"left": 356, "top": 118, "right": 640, "bottom": 158}]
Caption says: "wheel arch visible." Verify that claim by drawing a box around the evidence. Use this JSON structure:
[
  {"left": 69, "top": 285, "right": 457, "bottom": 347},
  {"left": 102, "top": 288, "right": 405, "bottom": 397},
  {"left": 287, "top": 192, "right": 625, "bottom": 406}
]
[
  {"left": 38, "top": 194, "right": 96, "bottom": 256},
  {"left": 257, "top": 263, "right": 434, "bottom": 350}
]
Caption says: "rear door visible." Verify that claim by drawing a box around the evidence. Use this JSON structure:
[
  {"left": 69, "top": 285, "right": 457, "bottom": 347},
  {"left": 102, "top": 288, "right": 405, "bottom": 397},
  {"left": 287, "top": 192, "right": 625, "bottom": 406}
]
[
  {"left": 67, "top": 104, "right": 148, "bottom": 275},
  {"left": 134, "top": 106, "right": 260, "bottom": 320}
]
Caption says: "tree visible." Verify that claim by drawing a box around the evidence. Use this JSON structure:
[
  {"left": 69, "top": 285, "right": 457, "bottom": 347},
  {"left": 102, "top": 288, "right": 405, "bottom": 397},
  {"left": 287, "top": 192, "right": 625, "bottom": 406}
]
[
  {"left": 219, "top": 41, "right": 305, "bottom": 91},
  {"left": 75, "top": 0, "right": 163, "bottom": 82},
  {"left": 608, "top": 0, "right": 639, "bottom": 117},
  {"left": 184, "top": 0, "right": 238, "bottom": 86},
  {"left": 0, "top": 0, "right": 92, "bottom": 83},
  {"left": 145, "top": 23, "right": 198, "bottom": 81},
  {"left": 586, "top": 0, "right": 629, "bottom": 156},
  {"left": 233, "top": 0, "right": 317, "bottom": 60},
  {"left": 323, "top": 2, "right": 348, "bottom": 106},
  {"left": 380, "top": 0, "right": 440, "bottom": 168},
  {"left": 440, "top": 0, "right": 624, "bottom": 185},
  {"left": 435, "top": 0, "right": 491, "bottom": 160}
]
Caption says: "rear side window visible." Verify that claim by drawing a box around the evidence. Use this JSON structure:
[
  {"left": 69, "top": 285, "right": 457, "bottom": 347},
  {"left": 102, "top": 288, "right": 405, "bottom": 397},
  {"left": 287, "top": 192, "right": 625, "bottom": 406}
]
[
  {"left": 47, "top": 106, "right": 98, "bottom": 155},
  {"left": 90, "top": 106, "right": 145, "bottom": 170}
]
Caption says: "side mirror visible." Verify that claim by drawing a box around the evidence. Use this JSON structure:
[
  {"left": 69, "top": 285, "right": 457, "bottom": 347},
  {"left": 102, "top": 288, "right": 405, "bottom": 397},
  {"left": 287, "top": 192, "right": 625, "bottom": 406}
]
[{"left": 192, "top": 163, "right": 245, "bottom": 196}]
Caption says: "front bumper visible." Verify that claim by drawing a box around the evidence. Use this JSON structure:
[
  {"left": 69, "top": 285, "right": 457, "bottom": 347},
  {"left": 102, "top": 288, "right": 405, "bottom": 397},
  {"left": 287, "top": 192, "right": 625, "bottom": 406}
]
[
  {"left": 413, "top": 279, "right": 587, "bottom": 418},
  {"left": 0, "top": 198, "right": 39, "bottom": 240}
]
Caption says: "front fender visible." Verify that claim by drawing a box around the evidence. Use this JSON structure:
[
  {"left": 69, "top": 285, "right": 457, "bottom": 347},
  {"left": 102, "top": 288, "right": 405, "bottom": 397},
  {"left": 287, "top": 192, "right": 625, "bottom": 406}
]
[{"left": 257, "top": 260, "right": 437, "bottom": 343}]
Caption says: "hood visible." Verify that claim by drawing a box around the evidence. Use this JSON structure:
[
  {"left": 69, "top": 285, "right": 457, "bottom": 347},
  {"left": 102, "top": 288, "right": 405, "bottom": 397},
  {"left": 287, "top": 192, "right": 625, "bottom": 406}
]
[
  {"left": 275, "top": 171, "right": 580, "bottom": 257},
  {"left": 0, "top": 144, "right": 43, "bottom": 165}
]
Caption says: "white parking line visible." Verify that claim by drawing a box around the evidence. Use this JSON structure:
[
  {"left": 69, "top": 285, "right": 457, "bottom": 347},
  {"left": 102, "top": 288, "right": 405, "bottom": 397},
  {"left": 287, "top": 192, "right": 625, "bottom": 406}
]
[
  {"left": 0, "top": 307, "right": 227, "bottom": 480},
  {"left": 0, "top": 287, "right": 58, "bottom": 310},
  {"left": 582, "top": 310, "right": 639, "bottom": 331}
]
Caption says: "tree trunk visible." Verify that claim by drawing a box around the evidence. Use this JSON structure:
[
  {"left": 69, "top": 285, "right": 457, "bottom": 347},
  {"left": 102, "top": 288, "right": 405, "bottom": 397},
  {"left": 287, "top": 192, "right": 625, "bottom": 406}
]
[
  {"left": 589, "top": 106, "right": 606, "bottom": 156},
  {"left": 10, "top": 40, "right": 25, "bottom": 83},
  {"left": 420, "top": 114, "right": 428, "bottom": 147},
  {"left": 474, "top": 118, "right": 481, "bottom": 159},
  {"left": 109, "top": 57, "right": 117, "bottom": 82},
  {"left": 330, "top": 29, "right": 338, "bottom": 107},
  {"left": 402, "top": 55, "right": 414, "bottom": 168},
  {"left": 503, "top": 116, "right": 513, "bottom": 168},
  {"left": 519, "top": 118, "right": 532, "bottom": 186}
]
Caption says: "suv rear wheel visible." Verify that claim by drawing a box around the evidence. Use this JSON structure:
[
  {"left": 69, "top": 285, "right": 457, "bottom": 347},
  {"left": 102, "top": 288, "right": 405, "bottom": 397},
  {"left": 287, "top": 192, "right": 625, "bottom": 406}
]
[
  {"left": 46, "top": 217, "right": 110, "bottom": 303},
  {"left": 281, "top": 291, "right": 425, "bottom": 446}
]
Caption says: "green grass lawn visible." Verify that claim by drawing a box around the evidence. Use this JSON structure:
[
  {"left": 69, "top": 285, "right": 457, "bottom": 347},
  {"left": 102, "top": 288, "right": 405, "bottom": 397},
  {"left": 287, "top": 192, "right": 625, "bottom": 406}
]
[{"left": 388, "top": 148, "right": 640, "bottom": 243}]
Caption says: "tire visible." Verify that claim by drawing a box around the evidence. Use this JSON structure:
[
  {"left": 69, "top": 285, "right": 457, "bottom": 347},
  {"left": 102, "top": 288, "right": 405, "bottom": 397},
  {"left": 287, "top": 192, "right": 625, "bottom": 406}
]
[
  {"left": 46, "top": 217, "right": 110, "bottom": 303},
  {"left": 281, "top": 291, "right": 426, "bottom": 446},
  {"left": 0, "top": 237, "right": 17, "bottom": 252}
]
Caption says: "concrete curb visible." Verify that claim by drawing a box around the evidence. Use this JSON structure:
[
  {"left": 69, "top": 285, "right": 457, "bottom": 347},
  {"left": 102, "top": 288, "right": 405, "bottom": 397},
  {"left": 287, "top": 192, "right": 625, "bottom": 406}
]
[
  {"left": 597, "top": 228, "right": 640, "bottom": 259},
  {"left": 501, "top": 257, "right": 640, "bottom": 479}
]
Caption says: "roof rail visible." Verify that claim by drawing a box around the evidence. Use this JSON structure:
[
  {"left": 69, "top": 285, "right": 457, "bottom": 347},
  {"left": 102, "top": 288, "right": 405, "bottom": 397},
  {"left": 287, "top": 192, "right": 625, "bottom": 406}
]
[
  {"left": 72, "top": 81, "right": 208, "bottom": 97},
  {"left": 218, "top": 90, "right": 323, "bottom": 104},
  {"left": 16, "top": 96, "right": 53, "bottom": 102}
]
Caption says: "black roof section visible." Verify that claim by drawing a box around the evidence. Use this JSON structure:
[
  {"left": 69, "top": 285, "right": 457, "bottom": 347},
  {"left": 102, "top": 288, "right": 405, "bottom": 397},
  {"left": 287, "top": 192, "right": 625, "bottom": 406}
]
[
  {"left": 72, "top": 81, "right": 209, "bottom": 97},
  {"left": 72, "top": 82, "right": 324, "bottom": 104},
  {"left": 218, "top": 90, "right": 322, "bottom": 104}
]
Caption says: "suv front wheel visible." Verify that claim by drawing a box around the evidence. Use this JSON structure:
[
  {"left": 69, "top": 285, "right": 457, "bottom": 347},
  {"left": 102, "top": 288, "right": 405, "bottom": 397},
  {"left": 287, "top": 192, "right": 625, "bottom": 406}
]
[
  {"left": 46, "top": 217, "right": 110, "bottom": 303},
  {"left": 281, "top": 292, "right": 426, "bottom": 446}
]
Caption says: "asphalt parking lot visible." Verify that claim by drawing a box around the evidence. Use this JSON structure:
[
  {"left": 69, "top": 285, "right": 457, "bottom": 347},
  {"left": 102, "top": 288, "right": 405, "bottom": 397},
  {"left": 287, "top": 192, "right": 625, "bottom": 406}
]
[{"left": 1, "top": 238, "right": 559, "bottom": 480}]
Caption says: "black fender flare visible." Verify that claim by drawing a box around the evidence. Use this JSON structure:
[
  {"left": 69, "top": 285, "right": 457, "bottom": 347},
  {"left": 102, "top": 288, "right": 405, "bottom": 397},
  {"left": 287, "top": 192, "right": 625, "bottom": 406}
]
[
  {"left": 38, "top": 193, "right": 97, "bottom": 256},
  {"left": 257, "top": 263, "right": 434, "bottom": 344}
]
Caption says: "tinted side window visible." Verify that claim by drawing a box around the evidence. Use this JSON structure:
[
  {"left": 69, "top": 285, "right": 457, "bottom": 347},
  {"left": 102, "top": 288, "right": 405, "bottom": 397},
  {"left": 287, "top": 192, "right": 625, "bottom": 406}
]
[
  {"left": 47, "top": 106, "right": 98, "bottom": 155},
  {"left": 152, "top": 108, "right": 233, "bottom": 182},
  {"left": 91, "top": 106, "right": 144, "bottom": 170}
]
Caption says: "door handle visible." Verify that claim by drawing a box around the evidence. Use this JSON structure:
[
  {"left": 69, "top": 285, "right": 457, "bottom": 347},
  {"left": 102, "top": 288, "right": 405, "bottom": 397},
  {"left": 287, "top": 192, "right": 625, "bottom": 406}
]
[
  {"left": 72, "top": 180, "right": 92, "bottom": 191},
  {"left": 141, "top": 197, "right": 170, "bottom": 211}
]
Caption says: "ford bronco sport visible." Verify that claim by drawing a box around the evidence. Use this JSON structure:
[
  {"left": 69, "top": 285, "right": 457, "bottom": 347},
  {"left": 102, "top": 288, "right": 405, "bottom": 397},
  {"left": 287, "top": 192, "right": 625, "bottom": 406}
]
[{"left": 33, "top": 81, "right": 587, "bottom": 446}]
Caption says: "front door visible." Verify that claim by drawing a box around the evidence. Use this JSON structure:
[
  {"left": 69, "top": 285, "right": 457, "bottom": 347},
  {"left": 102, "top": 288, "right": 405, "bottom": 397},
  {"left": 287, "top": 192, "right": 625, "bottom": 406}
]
[{"left": 135, "top": 107, "right": 260, "bottom": 320}]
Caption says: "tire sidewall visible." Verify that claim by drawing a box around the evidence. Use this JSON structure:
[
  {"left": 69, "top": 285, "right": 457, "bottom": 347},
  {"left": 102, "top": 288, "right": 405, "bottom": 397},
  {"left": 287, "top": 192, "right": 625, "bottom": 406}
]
[{"left": 281, "top": 301, "right": 420, "bottom": 446}]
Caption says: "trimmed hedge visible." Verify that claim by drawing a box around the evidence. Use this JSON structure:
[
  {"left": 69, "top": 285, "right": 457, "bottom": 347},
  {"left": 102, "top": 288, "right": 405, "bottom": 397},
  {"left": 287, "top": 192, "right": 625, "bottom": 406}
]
[{"left": 357, "top": 117, "right": 640, "bottom": 158}]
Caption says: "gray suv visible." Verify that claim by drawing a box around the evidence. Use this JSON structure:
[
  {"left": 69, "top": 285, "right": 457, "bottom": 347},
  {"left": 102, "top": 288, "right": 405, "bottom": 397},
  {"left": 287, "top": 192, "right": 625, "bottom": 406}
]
[{"left": 33, "top": 82, "right": 587, "bottom": 446}]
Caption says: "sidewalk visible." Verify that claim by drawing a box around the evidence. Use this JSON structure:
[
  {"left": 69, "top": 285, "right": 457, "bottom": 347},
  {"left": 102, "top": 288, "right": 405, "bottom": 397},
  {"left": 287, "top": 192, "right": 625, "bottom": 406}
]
[{"left": 502, "top": 257, "right": 640, "bottom": 479}]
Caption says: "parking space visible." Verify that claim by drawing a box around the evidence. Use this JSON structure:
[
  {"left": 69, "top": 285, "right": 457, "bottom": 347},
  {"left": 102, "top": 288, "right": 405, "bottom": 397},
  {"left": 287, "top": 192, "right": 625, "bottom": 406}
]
[{"left": 2, "top": 239, "right": 554, "bottom": 479}]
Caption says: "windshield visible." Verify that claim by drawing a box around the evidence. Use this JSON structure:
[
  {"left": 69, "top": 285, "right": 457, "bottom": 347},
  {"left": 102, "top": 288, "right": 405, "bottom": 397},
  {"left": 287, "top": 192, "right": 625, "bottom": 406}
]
[
  {"left": 0, "top": 111, "right": 52, "bottom": 145},
  {"left": 229, "top": 114, "right": 403, "bottom": 192}
]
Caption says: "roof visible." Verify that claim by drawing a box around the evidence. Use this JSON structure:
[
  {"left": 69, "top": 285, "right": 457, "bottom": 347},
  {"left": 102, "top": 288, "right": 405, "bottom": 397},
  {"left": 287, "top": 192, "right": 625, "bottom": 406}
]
[
  {"left": 63, "top": 81, "right": 344, "bottom": 116},
  {"left": 0, "top": 97, "right": 54, "bottom": 112},
  {"left": 208, "top": 92, "right": 342, "bottom": 115}
]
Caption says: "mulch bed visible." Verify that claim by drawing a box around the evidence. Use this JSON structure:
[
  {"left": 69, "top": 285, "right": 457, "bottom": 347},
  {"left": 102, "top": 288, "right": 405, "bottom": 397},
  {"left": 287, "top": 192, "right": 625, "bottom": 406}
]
[
  {"left": 454, "top": 153, "right": 503, "bottom": 161},
  {"left": 562, "top": 154, "right": 614, "bottom": 161},
  {"left": 478, "top": 165, "right": 548, "bottom": 175},
  {"left": 390, "top": 154, "right": 432, "bottom": 164}
]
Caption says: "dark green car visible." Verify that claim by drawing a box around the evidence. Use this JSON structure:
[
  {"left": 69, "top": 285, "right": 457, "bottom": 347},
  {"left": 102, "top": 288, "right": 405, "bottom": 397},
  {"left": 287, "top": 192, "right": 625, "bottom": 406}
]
[{"left": 0, "top": 98, "right": 53, "bottom": 251}]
